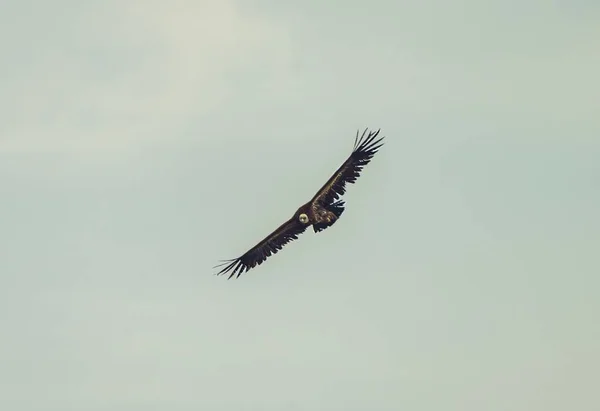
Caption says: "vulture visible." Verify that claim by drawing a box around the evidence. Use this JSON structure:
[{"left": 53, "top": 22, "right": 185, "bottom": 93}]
[{"left": 215, "top": 128, "right": 384, "bottom": 279}]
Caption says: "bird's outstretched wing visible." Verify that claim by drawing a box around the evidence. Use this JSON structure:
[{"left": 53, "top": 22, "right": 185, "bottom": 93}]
[
  {"left": 214, "top": 216, "right": 308, "bottom": 279},
  {"left": 311, "top": 128, "right": 384, "bottom": 206}
]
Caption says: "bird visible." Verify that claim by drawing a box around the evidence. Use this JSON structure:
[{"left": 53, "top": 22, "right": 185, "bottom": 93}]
[{"left": 214, "top": 128, "right": 384, "bottom": 279}]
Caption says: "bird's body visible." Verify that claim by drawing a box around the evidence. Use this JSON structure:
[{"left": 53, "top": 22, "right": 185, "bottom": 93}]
[
  {"left": 215, "top": 128, "right": 384, "bottom": 279},
  {"left": 289, "top": 199, "right": 344, "bottom": 232}
]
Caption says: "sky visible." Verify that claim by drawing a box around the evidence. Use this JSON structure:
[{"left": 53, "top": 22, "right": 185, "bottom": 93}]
[{"left": 1, "top": 1, "right": 599, "bottom": 410}]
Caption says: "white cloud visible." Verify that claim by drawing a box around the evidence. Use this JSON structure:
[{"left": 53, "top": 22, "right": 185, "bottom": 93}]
[{"left": 0, "top": 1, "right": 293, "bottom": 154}]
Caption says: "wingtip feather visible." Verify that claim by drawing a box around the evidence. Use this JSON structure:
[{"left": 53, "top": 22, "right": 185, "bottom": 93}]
[{"left": 353, "top": 128, "right": 384, "bottom": 153}]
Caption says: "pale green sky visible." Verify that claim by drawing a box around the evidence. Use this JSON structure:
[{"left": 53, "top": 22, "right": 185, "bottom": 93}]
[{"left": 1, "top": 1, "right": 599, "bottom": 410}]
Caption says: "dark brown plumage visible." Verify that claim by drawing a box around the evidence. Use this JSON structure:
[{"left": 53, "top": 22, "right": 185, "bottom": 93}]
[{"left": 214, "top": 128, "right": 384, "bottom": 279}]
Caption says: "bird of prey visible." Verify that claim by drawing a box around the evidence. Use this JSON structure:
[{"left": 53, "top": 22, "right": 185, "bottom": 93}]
[{"left": 215, "top": 128, "right": 384, "bottom": 279}]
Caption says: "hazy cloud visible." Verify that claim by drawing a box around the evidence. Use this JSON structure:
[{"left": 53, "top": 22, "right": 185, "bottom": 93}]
[{"left": 1, "top": 1, "right": 293, "bottom": 154}]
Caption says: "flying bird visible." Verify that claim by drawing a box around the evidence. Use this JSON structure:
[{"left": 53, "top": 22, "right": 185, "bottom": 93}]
[{"left": 215, "top": 128, "right": 384, "bottom": 279}]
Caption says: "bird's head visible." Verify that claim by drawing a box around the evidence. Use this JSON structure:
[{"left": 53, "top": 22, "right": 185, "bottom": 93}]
[{"left": 298, "top": 213, "right": 309, "bottom": 224}]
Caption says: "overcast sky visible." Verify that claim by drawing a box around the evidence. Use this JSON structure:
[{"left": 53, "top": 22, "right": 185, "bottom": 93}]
[{"left": 1, "top": 1, "right": 599, "bottom": 410}]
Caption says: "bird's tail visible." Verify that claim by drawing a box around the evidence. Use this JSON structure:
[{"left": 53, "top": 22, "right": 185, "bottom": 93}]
[
  {"left": 327, "top": 199, "right": 345, "bottom": 218},
  {"left": 313, "top": 200, "right": 346, "bottom": 233}
]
